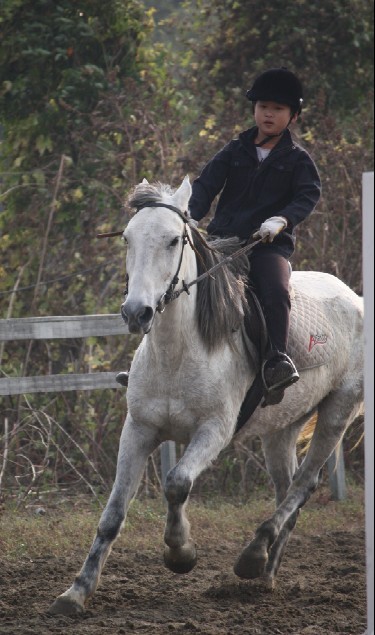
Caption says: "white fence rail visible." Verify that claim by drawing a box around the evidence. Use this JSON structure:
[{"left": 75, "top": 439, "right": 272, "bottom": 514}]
[
  {"left": 0, "top": 313, "right": 346, "bottom": 497},
  {"left": 0, "top": 314, "right": 126, "bottom": 396},
  {"left": 0, "top": 313, "right": 126, "bottom": 341}
]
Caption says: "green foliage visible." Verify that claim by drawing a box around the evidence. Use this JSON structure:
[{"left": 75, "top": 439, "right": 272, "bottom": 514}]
[
  {"left": 178, "top": 0, "right": 373, "bottom": 115},
  {"left": 0, "top": 0, "right": 188, "bottom": 321},
  {"left": 0, "top": 0, "right": 143, "bottom": 118},
  {"left": 0, "top": 0, "right": 147, "bottom": 318}
]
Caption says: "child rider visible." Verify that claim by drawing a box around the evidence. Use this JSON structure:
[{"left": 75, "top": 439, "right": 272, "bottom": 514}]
[{"left": 187, "top": 67, "right": 321, "bottom": 405}]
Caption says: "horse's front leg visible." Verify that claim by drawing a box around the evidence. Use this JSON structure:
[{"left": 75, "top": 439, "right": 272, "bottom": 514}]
[
  {"left": 163, "top": 419, "right": 229, "bottom": 574},
  {"left": 49, "top": 416, "right": 158, "bottom": 615}
]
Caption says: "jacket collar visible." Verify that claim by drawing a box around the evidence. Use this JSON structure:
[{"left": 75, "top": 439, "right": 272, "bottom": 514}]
[{"left": 239, "top": 126, "right": 294, "bottom": 158}]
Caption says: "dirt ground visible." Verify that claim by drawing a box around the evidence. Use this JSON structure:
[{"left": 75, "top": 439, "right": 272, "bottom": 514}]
[{"left": 0, "top": 509, "right": 366, "bottom": 635}]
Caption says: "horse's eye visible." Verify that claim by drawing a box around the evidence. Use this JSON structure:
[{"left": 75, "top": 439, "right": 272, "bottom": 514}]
[{"left": 169, "top": 237, "right": 179, "bottom": 247}]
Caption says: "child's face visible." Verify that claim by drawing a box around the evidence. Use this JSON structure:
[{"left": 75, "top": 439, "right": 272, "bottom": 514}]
[{"left": 254, "top": 101, "right": 297, "bottom": 141}]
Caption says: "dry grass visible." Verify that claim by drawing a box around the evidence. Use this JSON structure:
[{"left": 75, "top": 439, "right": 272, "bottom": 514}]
[{"left": 0, "top": 482, "right": 365, "bottom": 562}]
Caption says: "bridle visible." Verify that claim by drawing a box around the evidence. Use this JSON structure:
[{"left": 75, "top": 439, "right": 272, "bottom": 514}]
[
  {"left": 98, "top": 202, "right": 263, "bottom": 315},
  {"left": 121, "top": 202, "right": 193, "bottom": 315},
  {"left": 147, "top": 203, "right": 191, "bottom": 314}
]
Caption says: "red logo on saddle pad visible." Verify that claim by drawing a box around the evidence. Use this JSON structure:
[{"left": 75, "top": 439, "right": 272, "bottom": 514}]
[{"left": 308, "top": 333, "right": 328, "bottom": 352}]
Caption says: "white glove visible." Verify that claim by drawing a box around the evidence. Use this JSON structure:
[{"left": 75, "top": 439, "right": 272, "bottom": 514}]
[
  {"left": 253, "top": 216, "right": 288, "bottom": 243},
  {"left": 187, "top": 210, "right": 199, "bottom": 228},
  {"left": 188, "top": 218, "right": 199, "bottom": 229}
]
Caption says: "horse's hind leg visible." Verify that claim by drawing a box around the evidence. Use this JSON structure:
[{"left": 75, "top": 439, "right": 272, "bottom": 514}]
[
  {"left": 163, "top": 420, "right": 229, "bottom": 574},
  {"left": 49, "top": 416, "right": 158, "bottom": 615},
  {"left": 234, "top": 384, "right": 363, "bottom": 582},
  {"left": 234, "top": 415, "right": 306, "bottom": 583},
  {"left": 262, "top": 413, "right": 321, "bottom": 586}
]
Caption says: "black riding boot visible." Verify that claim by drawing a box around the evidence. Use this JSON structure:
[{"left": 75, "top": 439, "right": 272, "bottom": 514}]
[{"left": 261, "top": 352, "right": 299, "bottom": 406}]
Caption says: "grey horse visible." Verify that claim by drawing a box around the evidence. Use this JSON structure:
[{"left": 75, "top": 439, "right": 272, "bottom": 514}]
[{"left": 49, "top": 176, "right": 363, "bottom": 615}]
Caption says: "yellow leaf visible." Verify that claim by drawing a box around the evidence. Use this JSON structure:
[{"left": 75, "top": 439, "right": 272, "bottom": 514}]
[
  {"left": 302, "top": 130, "right": 314, "bottom": 142},
  {"left": 73, "top": 187, "right": 84, "bottom": 201}
]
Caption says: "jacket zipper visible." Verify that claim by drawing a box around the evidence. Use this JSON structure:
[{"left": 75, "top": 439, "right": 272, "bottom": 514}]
[{"left": 255, "top": 144, "right": 295, "bottom": 177}]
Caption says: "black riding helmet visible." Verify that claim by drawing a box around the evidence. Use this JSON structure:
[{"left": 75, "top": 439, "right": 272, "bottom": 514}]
[{"left": 246, "top": 67, "right": 303, "bottom": 115}]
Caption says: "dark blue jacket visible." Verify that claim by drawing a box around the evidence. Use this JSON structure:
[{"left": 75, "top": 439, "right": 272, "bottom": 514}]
[{"left": 189, "top": 126, "right": 321, "bottom": 257}]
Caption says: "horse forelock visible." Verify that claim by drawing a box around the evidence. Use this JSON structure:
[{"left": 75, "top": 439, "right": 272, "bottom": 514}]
[
  {"left": 127, "top": 182, "right": 175, "bottom": 213},
  {"left": 191, "top": 231, "right": 250, "bottom": 352}
]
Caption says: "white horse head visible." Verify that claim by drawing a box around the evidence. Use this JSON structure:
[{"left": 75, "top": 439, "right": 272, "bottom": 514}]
[{"left": 121, "top": 177, "right": 193, "bottom": 334}]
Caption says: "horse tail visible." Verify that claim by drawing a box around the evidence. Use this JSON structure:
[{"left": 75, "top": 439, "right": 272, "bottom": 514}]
[
  {"left": 298, "top": 399, "right": 364, "bottom": 457},
  {"left": 297, "top": 412, "right": 318, "bottom": 455}
]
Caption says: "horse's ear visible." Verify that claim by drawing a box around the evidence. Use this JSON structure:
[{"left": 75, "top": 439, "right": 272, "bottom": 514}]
[
  {"left": 141, "top": 178, "right": 149, "bottom": 184},
  {"left": 173, "top": 175, "right": 192, "bottom": 211}
]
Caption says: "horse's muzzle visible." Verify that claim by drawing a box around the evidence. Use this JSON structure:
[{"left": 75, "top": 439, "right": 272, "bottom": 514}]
[{"left": 121, "top": 300, "right": 154, "bottom": 334}]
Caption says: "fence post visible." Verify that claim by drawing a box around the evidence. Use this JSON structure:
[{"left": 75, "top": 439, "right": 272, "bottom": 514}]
[
  {"left": 160, "top": 441, "right": 176, "bottom": 489},
  {"left": 326, "top": 442, "right": 346, "bottom": 501}
]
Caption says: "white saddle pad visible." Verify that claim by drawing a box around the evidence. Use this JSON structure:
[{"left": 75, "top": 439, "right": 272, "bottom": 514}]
[{"left": 288, "top": 287, "right": 335, "bottom": 371}]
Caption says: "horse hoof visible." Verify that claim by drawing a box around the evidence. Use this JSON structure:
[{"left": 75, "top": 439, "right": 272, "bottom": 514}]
[
  {"left": 48, "top": 595, "right": 84, "bottom": 616},
  {"left": 233, "top": 543, "right": 268, "bottom": 579},
  {"left": 262, "top": 574, "right": 276, "bottom": 591},
  {"left": 164, "top": 542, "right": 197, "bottom": 574}
]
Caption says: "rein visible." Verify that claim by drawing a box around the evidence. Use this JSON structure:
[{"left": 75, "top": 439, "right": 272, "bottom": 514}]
[
  {"left": 165, "top": 235, "right": 263, "bottom": 305},
  {"left": 97, "top": 202, "right": 263, "bottom": 312}
]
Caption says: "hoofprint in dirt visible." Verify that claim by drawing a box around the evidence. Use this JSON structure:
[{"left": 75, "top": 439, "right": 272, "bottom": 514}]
[{"left": 0, "top": 493, "right": 366, "bottom": 635}]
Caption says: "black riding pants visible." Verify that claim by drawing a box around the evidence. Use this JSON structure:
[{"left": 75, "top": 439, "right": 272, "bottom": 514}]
[{"left": 248, "top": 247, "right": 291, "bottom": 354}]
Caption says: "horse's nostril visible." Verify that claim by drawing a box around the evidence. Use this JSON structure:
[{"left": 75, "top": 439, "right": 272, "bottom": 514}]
[
  {"left": 137, "top": 306, "right": 153, "bottom": 325},
  {"left": 121, "top": 305, "right": 128, "bottom": 323},
  {"left": 121, "top": 302, "right": 154, "bottom": 332}
]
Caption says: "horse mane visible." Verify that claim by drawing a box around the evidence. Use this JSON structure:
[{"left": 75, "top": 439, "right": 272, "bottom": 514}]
[
  {"left": 191, "top": 229, "right": 250, "bottom": 351},
  {"left": 127, "top": 181, "right": 250, "bottom": 352}
]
